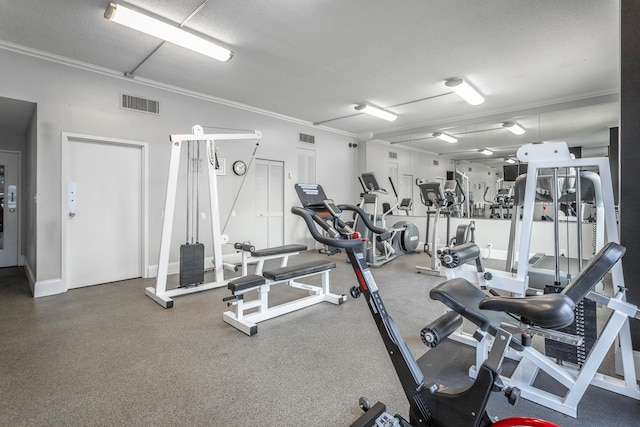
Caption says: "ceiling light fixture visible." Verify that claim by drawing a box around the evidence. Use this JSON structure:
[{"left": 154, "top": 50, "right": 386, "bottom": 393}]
[
  {"left": 502, "top": 121, "right": 526, "bottom": 135},
  {"left": 479, "top": 149, "right": 493, "bottom": 156},
  {"left": 445, "top": 78, "right": 485, "bottom": 105},
  {"left": 104, "top": 2, "right": 234, "bottom": 62},
  {"left": 505, "top": 158, "right": 516, "bottom": 164},
  {"left": 354, "top": 104, "right": 398, "bottom": 121},
  {"left": 432, "top": 132, "right": 457, "bottom": 143}
]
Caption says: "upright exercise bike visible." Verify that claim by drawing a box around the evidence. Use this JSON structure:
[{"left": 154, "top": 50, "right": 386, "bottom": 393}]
[{"left": 293, "top": 183, "right": 559, "bottom": 427}]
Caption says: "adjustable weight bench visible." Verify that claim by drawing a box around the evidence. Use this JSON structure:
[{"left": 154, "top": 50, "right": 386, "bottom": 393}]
[
  {"left": 428, "top": 241, "right": 640, "bottom": 417},
  {"left": 233, "top": 243, "right": 308, "bottom": 276},
  {"left": 223, "top": 259, "right": 347, "bottom": 335}
]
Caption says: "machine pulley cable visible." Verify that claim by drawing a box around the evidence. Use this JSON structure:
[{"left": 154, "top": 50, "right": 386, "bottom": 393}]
[{"left": 200, "top": 125, "right": 262, "bottom": 234}]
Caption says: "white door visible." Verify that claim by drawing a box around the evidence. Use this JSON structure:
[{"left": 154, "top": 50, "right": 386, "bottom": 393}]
[
  {"left": 297, "top": 148, "right": 316, "bottom": 184},
  {"left": 0, "top": 151, "right": 20, "bottom": 267},
  {"left": 64, "top": 135, "right": 145, "bottom": 288},
  {"left": 255, "top": 159, "right": 284, "bottom": 249},
  {"left": 401, "top": 174, "right": 413, "bottom": 215}
]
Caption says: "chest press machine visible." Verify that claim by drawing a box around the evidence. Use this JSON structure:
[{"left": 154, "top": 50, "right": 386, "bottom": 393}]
[{"left": 223, "top": 239, "right": 347, "bottom": 336}]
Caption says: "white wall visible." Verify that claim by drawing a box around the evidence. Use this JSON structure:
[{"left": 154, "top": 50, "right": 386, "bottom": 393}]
[{"left": 0, "top": 48, "right": 356, "bottom": 295}]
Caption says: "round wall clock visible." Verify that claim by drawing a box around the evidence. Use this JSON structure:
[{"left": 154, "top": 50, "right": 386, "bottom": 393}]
[{"left": 232, "top": 160, "right": 247, "bottom": 176}]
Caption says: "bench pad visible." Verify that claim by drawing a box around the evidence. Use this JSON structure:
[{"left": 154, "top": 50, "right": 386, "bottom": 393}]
[
  {"left": 228, "top": 275, "right": 266, "bottom": 293},
  {"left": 430, "top": 278, "right": 524, "bottom": 351},
  {"left": 263, "top": 260, "right": 336, "bottom": 281},
  {"left": 251, "top": 244, "right": 307, "bottom": 257}
]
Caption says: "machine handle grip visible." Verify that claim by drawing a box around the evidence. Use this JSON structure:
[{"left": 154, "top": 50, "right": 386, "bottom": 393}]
[
  {"left": 291, "top": 206, "right": 364, "bottom": 249},
  {"left": 336, "top": 203, "right": 390, "bottom": 240}
]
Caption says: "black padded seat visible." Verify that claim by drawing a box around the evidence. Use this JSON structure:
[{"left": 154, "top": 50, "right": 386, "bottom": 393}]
[
  {"left": 263, "top": 260, "right": 335, "bottom": 282},
  {"left": 251, "top": 244, "right": 307, "bottom": 257},
  {"left": 228, "top": 274, "right": 266, "bottom": 293},
  {"left": 479, "top": 294, "right": 575, "bottom": 329},
  {"left": 430, "top": 279, "right": 525, "bottom": 351}
]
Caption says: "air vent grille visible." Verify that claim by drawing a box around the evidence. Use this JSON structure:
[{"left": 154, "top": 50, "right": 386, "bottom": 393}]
[
  {"left": 433, "top": 160, "right": 439, "bottom": 166},
  {"left": 299, "top": 133, "right": 315, "bottom": 144},
  {"left": 121, "top": 94, "right": 160, "bottom": 114},
  {"left": 389, "top": 152, "right": 397, "bottom": 159}
]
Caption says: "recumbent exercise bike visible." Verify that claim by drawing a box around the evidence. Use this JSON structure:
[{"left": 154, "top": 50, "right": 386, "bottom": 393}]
[{"left": 293, "top": 183, "right": 562, "bottom": 427}]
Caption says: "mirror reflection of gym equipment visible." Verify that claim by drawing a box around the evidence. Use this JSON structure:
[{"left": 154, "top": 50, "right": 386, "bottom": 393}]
[{"left": 415, "top": 179, "right": 475, "bottom": 273}]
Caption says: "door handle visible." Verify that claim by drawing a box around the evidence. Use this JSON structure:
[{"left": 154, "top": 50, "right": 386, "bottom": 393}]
[{"left": 68, "top": 182, "right": 77, "bottom": 218}]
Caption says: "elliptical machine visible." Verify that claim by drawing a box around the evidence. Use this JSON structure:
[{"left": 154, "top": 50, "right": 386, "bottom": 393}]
[
  {"left": 293, "top": 183, "right": 559, "bottom": 427},
  {"left": 354, "top": 172, "right": 419, "bottom": 266}
]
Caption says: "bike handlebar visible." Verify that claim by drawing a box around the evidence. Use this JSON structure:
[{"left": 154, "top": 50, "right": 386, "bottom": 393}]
[{"left": 291, "top": 203, "right": 390, "bottom": 249}]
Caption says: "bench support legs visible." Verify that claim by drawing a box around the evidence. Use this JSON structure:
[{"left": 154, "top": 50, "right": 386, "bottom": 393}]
[{"left": 223, "top": 270, "right": 346, "bottom": 336}]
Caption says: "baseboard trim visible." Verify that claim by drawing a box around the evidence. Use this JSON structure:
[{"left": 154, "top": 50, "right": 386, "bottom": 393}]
[{"left": 33, "top": 278, "right": 67, "bottom": 298}]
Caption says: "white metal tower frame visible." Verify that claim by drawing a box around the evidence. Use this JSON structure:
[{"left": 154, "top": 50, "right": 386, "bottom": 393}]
[{"left": 145, "top": 125, "right": 262, "bottom": 308}]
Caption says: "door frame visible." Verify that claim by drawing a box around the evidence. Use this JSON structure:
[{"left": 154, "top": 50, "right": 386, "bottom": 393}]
[
  {"left": 0, "top": 150, "right": 22, "bottom": 267},
  {"left": 255, "top": 158, "right": 284, "bottom": 248},
  {"left": 61, "top": 132, "right": 149, "bottom": 290}
]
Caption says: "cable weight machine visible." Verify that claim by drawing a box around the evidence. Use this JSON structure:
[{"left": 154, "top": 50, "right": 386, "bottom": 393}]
[{"left": 145, "top": 125, "right": 262, "bottom": 308}]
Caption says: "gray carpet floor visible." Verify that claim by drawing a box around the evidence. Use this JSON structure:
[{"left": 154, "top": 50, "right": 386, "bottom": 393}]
[{"left": 1, "top": 250, "right": 639, "bottom": 426}]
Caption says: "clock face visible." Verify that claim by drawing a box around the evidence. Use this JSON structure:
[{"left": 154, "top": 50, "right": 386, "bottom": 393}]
[{"left": 233, "top": 160, "right": 247, "bottom": 176}]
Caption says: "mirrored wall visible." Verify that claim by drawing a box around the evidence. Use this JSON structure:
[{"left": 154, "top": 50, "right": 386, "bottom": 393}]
[{"left": 360, "top": 100, "right": 618, "bottom": 219}]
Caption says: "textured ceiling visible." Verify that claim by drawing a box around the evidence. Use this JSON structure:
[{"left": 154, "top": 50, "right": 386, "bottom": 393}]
[{"left": 0, "top": 0, "right": 620, "bottom": 159}]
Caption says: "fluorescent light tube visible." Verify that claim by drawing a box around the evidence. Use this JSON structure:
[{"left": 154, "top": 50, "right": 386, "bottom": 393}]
[
  {"left": 503, "top": 121, "right": 525, "bottom": 135},
  {"left": 479, "top": 149, "right": 493, "bottom": 156},
  {"left": 355, "top": 104, "right": 398, "bottom": 121},
  {"left": 505, "top": 158, "right": 516, "bottom": 164},
  {"left": 445, "top": 78, "right": 485, "bottom": 105},
  {"left": 432, "top": 132, "right": 457, "bottom": 143},
  {"left": 104, "top": 2, "right": 233, "bottom": 62}
]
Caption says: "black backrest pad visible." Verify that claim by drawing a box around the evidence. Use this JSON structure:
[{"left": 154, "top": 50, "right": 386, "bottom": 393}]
[{"left": 561, "top": 242, "right": 625, "bottom": 303}]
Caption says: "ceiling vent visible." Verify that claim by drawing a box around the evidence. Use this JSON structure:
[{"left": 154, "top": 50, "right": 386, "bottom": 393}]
[
  {"left": 121, "top": 93, "right": 160, "bottom": 114},
  {"left": 433, "top": 160, "right": 439, "bottom": 166},
  {"left": 299, "top": 133, "right": 315, "bottom": 144},
  {"left": 389, "top": 152, "right": 397, "bottom": 159}
]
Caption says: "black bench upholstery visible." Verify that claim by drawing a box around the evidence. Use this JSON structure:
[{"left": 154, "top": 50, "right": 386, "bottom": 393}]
[
  {"left": 228, "top": 275, "right": 266, "bottom": 293},
  {"left": 263, "top": 260, "right": 336, "bottom": 281},
  {"left": 430, "top": 279, "right": 526, "bottom": 351},
  {"left": 251, "top": 244, "right": 307, "bottom": 257}
]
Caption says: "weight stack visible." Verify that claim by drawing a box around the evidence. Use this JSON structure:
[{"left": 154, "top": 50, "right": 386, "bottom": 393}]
[
  {"left": 544, "top": 285, "right": 597, "bottom": 366},
  {"left": 179, "top": 243, "right": 205, "bottom": 287}
]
